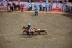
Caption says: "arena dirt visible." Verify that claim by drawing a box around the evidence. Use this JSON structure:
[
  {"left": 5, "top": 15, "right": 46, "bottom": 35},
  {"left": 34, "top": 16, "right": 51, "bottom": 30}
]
[{"left": 0, "top": 12, "right": 72, "bottom": 48}]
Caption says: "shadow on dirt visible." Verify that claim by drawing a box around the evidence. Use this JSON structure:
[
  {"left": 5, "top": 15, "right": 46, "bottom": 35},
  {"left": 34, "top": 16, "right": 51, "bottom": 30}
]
[
  {"left": 18, "top": 33, "right": 47, "bottom": 38},
  {"left": 61, "top": 12, "right": 72, "bottom": 19},
  {"left": 61, "top": 12, "right": 72, "bottom": 35},
  {"left": 0, "top": 36, "right": 6, "bottom": 48},
  {"left": 18, "top": 34, "right": 33, "bottom": 38}
]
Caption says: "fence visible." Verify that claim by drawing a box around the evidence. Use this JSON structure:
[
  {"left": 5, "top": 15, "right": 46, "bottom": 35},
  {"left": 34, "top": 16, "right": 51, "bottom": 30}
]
[{"left": 0, "top": 1, "right": 71, "bottom": 12}]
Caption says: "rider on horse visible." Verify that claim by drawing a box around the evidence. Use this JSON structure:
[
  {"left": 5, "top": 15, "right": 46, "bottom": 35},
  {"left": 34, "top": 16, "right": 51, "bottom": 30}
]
[{"left": 28, "top": 23, "right": 31, "bottom": 33}]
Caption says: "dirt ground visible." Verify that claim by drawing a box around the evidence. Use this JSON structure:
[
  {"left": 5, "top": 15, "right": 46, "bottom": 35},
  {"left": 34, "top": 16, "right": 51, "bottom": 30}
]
[{"left": 0, "top": 11, "right": 72, "bottom": 48}]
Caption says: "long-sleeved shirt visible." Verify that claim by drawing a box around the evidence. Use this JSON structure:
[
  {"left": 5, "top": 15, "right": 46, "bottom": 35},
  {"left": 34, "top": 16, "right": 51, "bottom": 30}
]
[{"left": 35, "top": 7, "right": 38, "bottom": 12}]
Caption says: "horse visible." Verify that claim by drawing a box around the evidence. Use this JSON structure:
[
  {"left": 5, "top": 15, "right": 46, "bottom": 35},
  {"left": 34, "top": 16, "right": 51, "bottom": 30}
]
[
  {"left": 7, "top": 3, "right": 21, "bottom": 11},
  {"left": 22, "top": 26, "right": 47, "bottom": 35},
  {"left": 22, "top": 26, "right": 36, "bottom": 35},
  {"left": 12, "top": 3, "right": 20, "bottom": 10},
  {"left": 7, "top": 3, "right": 14, "bottom": 12}
]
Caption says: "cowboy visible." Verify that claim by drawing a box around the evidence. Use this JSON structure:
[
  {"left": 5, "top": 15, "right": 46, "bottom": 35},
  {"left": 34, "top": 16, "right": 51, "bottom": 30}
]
[
  {"left": 28, "top": 23, "right": 31, "bottom": 33},
  {"left": 34, "top": 5, "right": 38, "bottom": 16}
]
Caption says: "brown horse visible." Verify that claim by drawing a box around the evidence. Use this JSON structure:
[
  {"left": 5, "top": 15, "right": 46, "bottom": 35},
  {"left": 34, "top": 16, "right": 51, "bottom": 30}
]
[
  {"left": 22, "top": 26, "right": 36, "bottom": 35},
  {"left": 12, "top": 3, "right": 20, "bottom": 10},
  {"left": 7, "top": 3, "right": 21, "bottom": 11}
]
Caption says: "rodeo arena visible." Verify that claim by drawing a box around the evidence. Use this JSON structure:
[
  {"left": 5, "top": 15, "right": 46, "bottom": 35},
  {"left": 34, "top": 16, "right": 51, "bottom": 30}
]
[{"left": 0, "top": 0, "right": 72, "bottom": 48}]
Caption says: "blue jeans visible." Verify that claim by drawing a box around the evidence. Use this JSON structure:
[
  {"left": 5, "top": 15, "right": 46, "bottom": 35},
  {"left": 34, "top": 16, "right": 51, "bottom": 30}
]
[
  {"left": 46, "top": 7, "right": 48, "bottom": 11},
  {"left": 28, "top": 25, "right": 31, "bottom": 30},
  {"left": 35, "top": 11, "right": 38, "bottom": 16}
]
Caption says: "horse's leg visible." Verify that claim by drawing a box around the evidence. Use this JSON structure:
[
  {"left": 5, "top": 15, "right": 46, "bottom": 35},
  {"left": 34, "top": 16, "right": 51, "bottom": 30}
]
[
  {"left": 27, "top": 32, "right": 29, "bottom": 35},
  {"left": 32, "top": 32, "right": 34, "bottom": 35},
  {"left": 18, "top": 6, "right": 20, "bottom": 10},
  {"left": 19, "top": 6, "right": 20, "bottom": 10},
  {"left": 22, "top": 30, "right": 24, "bottom": 35},
  {"left": 10, "top": 7, "right": 12, "bottom": 11},
  {"left": 12, "top": 7, "right": 13, "bottom": 12}
]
